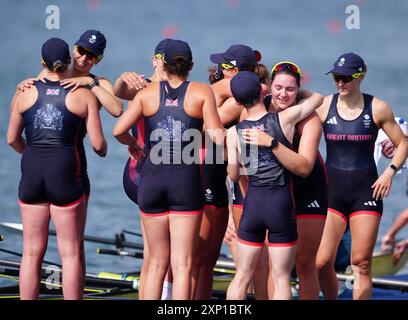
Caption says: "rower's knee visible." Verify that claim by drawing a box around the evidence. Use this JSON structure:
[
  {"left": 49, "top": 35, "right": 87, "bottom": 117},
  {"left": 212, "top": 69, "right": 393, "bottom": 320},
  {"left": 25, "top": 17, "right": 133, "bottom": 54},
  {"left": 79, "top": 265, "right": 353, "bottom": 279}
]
[
  {"left": 351, "top": 256, "right": 371, "bottom": 276},
  {"left": 296, "top": 253, "right": 316, "bottom": 277},
  {"left": 316, "top": 255, "right": 334, "bottom": 275}
]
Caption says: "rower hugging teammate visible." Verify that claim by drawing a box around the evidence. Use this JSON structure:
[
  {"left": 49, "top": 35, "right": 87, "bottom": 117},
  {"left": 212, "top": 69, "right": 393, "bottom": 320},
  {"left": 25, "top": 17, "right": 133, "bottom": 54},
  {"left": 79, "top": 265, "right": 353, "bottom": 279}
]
[{"left": 7, "top": 33, "right": 408, "bottom": 301}]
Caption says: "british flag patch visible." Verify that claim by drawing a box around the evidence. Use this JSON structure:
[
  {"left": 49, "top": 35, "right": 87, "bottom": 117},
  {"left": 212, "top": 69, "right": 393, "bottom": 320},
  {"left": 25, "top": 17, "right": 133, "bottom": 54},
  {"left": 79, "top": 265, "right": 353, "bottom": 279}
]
[
  {"left": 46, "top": 88, "right": 60, "bottom": 96},
  {"left": 165, "top": 98, "right": 178, "bottom": 107}
]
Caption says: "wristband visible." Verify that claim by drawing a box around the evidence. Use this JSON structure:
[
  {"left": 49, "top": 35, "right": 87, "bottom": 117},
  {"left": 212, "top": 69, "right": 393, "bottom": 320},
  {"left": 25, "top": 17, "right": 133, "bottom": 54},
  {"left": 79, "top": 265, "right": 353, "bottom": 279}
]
[
  {"left": 389, "top": 164, "right": 398, "bottom": 175},
  {"left": 89, "top": 78, "right": 100, "bottom": 89}
]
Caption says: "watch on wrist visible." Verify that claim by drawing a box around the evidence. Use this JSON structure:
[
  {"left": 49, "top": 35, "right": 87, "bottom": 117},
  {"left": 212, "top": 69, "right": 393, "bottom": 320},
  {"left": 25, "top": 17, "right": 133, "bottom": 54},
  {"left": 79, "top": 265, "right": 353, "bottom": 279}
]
[
  {"left": 389, "top": 164, "right": 398, "bottom": 175},
  {"left": 270, "top": 138, "right": 278, "bottom": 149},
  {"left": 89, "top": 78, "right": 100, "bottom": 89}
]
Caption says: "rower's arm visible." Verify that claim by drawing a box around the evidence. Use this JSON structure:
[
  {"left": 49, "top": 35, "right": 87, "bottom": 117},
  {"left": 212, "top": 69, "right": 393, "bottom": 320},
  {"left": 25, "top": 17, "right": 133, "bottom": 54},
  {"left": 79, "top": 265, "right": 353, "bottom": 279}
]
[
  {"left": 211, "top": 78, "right": 232, "bottom": 108},
  {"left": 113, "top": 72, "right": 146, "bottom": 101},
  {"left": 7, "top": 93, "right": 26, "bottom": 154},
  {"left": 227, "top": 127, "right": 240, "bottom": 182},
  {"left": 93, "top": 78, "right": 123, "bottom": 117},
  {"left": 217, "top": 97, "right": 243, "bottom": 127}
]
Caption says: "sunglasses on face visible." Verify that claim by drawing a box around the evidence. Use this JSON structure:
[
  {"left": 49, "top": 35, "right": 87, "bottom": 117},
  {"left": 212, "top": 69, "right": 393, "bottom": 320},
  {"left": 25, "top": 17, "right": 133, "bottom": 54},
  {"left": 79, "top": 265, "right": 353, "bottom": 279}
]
[
  {"left": 332, "top": 72, "right": 363, "bottom": 83},
  {"left": 75, "top": 46, "right": 97, "bottom": 60},
  {"left": 271, "top": 61, "right": 302, "bottom": 77}
]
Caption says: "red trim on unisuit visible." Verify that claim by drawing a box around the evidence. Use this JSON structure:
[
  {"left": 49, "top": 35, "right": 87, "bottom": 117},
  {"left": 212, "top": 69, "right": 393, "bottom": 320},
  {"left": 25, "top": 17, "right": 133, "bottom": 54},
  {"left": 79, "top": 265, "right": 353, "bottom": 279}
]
[
  {"left": 169, "top": 210, "right": 203, "bottom": 215},
  {"left": 349, "top": 211, "right": 382, "bottom": 219},
  {"left": 296, "top": 214, "right": 326, "bottom": 220},
  {"left": 237, "top": 238, "right": 264, "bottom": 247},
  {"left": 328, "top": 208, "right": 347, "bottom": 224},
  {"left": 52, "top": 194, "right": 86, "bottom": 208},
  {"left": 268, "top": 240, "right": 298, "bottom": 248},
  {"left": 140, "top": 211, "right": 169, "bottom": 217}
]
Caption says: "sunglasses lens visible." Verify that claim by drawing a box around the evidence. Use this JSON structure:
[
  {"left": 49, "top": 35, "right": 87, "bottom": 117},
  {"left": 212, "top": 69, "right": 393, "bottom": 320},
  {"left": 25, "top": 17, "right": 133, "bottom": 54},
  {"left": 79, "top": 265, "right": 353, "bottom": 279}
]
[
  {"left": 77, "top": 46, "right": 96, "bottom": 60},
  {"left": 333, "top": 74, "right": 353, "bottom": 83}
]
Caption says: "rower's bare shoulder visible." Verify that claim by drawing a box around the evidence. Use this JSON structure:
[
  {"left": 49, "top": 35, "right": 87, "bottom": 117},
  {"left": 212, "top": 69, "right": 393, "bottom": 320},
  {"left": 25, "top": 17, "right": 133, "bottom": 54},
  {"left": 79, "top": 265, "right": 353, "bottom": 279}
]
[
  {"left": 372, "top": 96, "right": 394, "bottom": 123},
  {"left": 315, "top": 95, "right": 333, "bottom": 122}
]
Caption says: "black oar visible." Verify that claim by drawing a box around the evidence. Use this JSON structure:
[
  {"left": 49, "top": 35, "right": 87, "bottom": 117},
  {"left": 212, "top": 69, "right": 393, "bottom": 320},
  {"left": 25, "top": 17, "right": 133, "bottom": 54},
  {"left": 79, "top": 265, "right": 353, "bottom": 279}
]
[
  {"left": 121, "top": 229, "right": 143, "bottom": 238},
  {"left": 97, "top": 248, "right": 144, "bottom": 259},
  {"left": 0, "top": 247, "right": 62, "bottom": 268},
  {"left": 0, "top": 222, "right": 143, "bottom": 250},
  {"left": 0, "top": 258, "right": 137, "bottom": 290}
]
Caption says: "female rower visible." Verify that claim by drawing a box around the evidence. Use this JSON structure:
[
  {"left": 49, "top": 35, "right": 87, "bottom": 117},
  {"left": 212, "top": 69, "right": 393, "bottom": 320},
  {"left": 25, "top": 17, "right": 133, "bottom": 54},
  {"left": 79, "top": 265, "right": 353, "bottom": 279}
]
[
  {"left": 192, "top": 45, "right": 265, "bottom": 299},
  {"left": 315, "top": 52, "right": 408, "bottom": 300},
  {"left": 7, "top": 38, "right": 107, "bottom": 300},
  {"left": 15, "top": 30, "right": 122, "bottom": 286},
  {"left": 113, "top": 39, "right": 172, "bottom": 299},
  {"left": 226, "top": 71, "right": 323, "bottom": 300},
  {"left": 113, "top": 39, "right": 224, "bottom": 299},
  {"left": 266, "top": 61, "right": 327, "bottom": 300}
]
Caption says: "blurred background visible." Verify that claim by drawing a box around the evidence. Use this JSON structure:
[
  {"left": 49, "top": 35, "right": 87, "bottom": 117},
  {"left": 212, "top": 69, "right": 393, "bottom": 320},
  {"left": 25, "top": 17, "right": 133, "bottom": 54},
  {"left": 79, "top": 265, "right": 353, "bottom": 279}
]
[{"left": 0, "top": 0, "right": 407, "bottom": 276}]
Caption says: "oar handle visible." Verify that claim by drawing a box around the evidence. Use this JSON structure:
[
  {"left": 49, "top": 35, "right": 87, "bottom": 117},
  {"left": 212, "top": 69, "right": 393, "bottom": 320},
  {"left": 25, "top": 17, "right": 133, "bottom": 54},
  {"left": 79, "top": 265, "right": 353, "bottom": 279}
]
[{"left": 96, "top": 248, "right": 144, "bottom": 259}]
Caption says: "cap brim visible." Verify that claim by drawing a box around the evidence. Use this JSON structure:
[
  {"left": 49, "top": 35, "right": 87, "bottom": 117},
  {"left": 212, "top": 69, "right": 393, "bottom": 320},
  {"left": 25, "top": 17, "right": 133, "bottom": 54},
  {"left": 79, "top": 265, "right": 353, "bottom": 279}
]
[
  {"left": 210, "top": 53, "right": 227, "bottom": 64},
  {"left": 326, "top": 66, "right": 355, "bottom": 76}
]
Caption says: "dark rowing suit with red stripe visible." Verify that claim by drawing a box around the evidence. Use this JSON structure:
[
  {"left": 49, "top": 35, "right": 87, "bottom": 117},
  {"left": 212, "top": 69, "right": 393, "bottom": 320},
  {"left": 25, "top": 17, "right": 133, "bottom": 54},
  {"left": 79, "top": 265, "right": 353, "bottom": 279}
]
[
  {"left": 323, "top": 93, "right": 382, "bottom": 222},
  {"left": 236, "top": 112, "right": 297, "bottom": 246},
  {"left": 122, "top": 79, "right": 151, "bottom": 205},
  {"left": 19, "top": 79, "right": 85, "bottom": 206},
  {"left": 292, "top": 127, "right": 328, "bottom": 220},
  {"left": 137, "top": 81, "right": 204, "bottom": 215}
]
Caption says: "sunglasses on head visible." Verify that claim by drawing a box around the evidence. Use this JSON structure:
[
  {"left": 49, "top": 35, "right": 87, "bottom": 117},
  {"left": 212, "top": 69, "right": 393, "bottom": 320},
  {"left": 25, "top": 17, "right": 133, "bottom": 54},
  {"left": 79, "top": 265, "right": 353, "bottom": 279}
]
[
  {"left": 220, "top": 63, "right": 236, "bottom": 70},
  {"left": 271, "top": 61, "right": 302, "bottom": 77},
  {"left": 75, "top": 46, "right": 98, "bottom": 60},
  {"left": 332, "top": 72, "right": 363, "bottom": 83}
]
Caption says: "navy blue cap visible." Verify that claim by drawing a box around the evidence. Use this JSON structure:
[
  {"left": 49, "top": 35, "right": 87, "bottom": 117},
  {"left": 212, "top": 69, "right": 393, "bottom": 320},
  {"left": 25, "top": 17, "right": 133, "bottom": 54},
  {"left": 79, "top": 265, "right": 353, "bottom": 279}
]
[
  {"left": 163, "top": 39, "right": 193, "bottom": 65},
  {"left": 41, "top": 37, "right": 70, "bottom": 69},
  {"left": 210, "top": 45, "right": 261, "bottom": 71},
  {"left": 75, "top": 30, "right": 106, "bottom": 59},
  {"left": 326, "top": 52, "right": 366, "bottom": 76},
  {"left": 155, "top": 38, "right": 172, "bottom": 55},
  {"left": 230, "top": 71, "right": 261, "bottom": 105}
]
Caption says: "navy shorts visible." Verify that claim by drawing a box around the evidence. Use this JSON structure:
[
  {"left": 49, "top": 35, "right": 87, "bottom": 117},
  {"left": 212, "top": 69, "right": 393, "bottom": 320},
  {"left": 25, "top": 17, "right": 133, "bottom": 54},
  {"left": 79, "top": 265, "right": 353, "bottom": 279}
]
[
  {"left": 238, "top": 184, "right": 298, "bottom": 247},
  {"left": 327, "top": 165, "right": 383, "bottom": 223},
  {"left": 137, "top": 159, "right": 204, "bottom": 215},
  {"left": 19, "top": 146, "right": 84, "bottom": 206}
]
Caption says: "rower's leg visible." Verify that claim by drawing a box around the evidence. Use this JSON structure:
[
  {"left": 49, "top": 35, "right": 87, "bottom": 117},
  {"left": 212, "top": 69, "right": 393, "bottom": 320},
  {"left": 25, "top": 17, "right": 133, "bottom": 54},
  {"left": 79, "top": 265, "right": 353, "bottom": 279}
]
[
  {"left": 169, "top": 212, "right": 203, "bottom": 300},
  {"left": 192, "top": 206, "right": 228, "bottom": 299},
  {"left": 268, "top": 245, "right": 297, "bottom": 300},
  {"left": 19, "top": 202, "right": 50, "bottom": 300},
  {"left": 140, "top": 214, "right": 170, "bottom": 300},
  {"left": 227, "top": 242, "right": 263, "bottom": 300},
  {"left": 349, "top": 214, "right": 380, "bottom": 300},
  {"left": 316, "top": 212, "right": 347, "bottom": 299},
  {"left": 51, "top": 198, "right": 85, "bottom": 300},
  {"left": 252, "top": 245, "right": 269, "bottom": 300},
  {"left": 139, "top": 220, "right": 149, "bottom": 299},
  {"left": 296, "top": 218, "right": 326, "bottom": 300}
]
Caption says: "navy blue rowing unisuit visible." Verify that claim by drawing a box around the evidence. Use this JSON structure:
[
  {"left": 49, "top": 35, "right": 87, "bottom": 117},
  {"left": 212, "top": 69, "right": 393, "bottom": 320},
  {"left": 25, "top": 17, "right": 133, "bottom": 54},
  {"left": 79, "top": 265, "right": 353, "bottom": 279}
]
[
  {"left": 122, "top": 78, "right": 152, "bottom": 205},
  {"left": 235, "top": 112, "right": 297, "bottom": 246},
  {"left": 323, "top": 93, "right": 382, "bottom": 222},
  {"left": 292, "top": 126, "right": 328, "bottom": 219},
  {"left": 137, "top": 81, "right": 204, "bottom": 215},
  {"left": 19, "top": 79, "right": 85, "bottom": 206}
]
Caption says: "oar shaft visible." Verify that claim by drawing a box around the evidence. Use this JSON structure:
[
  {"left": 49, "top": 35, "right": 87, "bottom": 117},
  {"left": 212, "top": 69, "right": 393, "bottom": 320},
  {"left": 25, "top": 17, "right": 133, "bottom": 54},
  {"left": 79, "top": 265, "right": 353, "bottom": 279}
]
[
  {"left": 337, "top": 274, "right": 408, "bottom": 290},
  {"left": 97, "top": 248, "right": 144, "bottom": 259}
]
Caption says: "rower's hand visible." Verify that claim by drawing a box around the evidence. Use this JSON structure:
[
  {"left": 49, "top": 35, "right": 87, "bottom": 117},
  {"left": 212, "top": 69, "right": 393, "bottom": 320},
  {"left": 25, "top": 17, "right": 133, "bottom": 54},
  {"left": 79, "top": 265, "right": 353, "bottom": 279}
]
[
  {"left": 128, "top": 143, "right": 144, "bottom": 161},
  {"left": 371, "top": 171, "right": 393, "bottom": 201},
  {"left": 381, "top": 234, "right": 396, "bottom": 252},
  {"left": 17, "top": 77, "right": 46, "bottom": 92},
  {"left": 241, "top": 128, "right": 274, "bottom": 147},
  {"left": 120, "top": 72, "right": 146, "bottom": 91},
  {"left": 392, "top": 239, "right": 408, "bottom": 265},
  {"left": 60, "top": 76, "right": 93, "bottom": 92}
]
